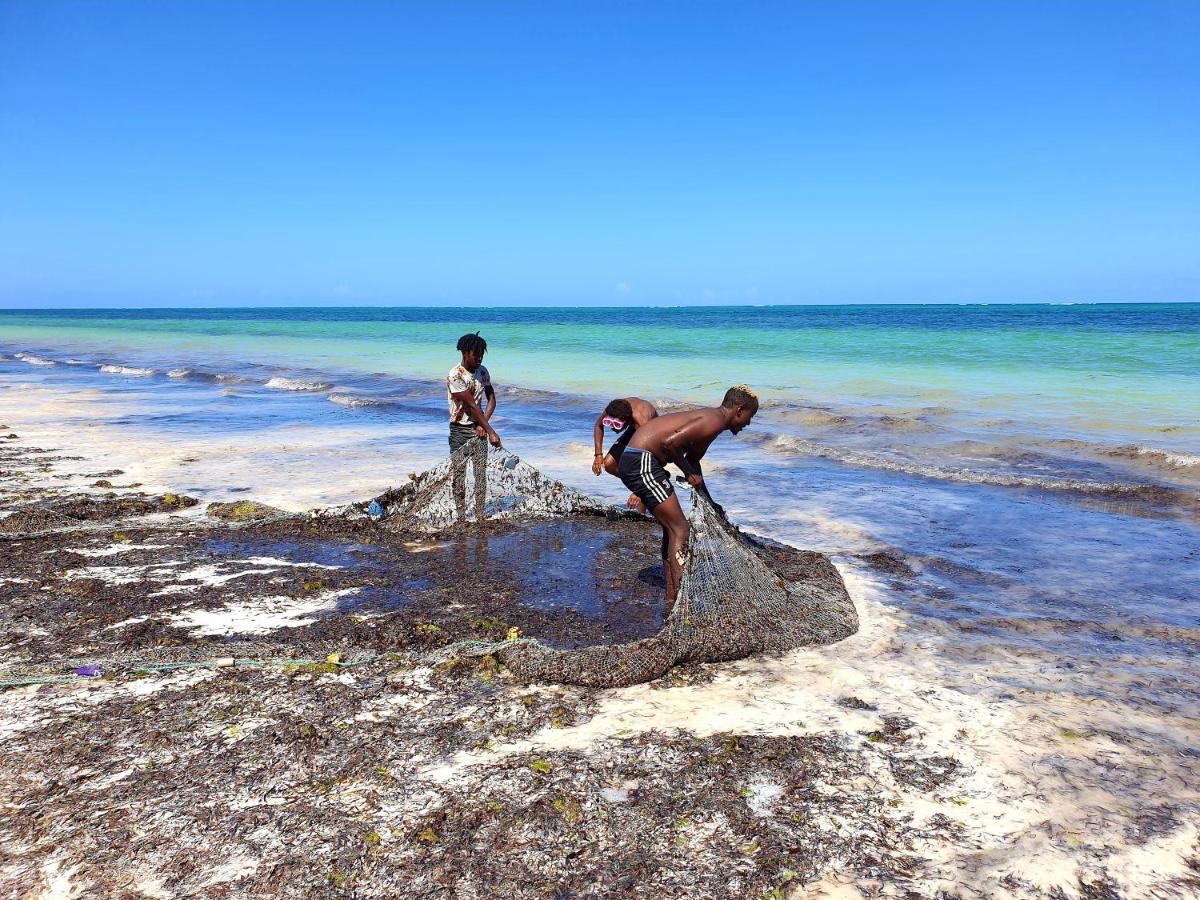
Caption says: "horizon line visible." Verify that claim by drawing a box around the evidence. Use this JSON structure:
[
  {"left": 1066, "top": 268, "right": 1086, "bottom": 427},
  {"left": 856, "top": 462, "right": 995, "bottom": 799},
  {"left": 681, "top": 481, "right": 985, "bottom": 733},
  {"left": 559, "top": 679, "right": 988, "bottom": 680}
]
[{"left": 2, "top": 299, "right": 1197, "bottom": 313}]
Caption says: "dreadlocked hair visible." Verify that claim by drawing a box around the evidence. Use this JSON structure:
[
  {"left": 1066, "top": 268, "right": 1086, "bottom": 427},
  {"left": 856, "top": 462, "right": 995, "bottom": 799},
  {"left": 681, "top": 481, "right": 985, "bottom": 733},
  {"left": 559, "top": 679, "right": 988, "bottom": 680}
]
[
  {"left": 722, "top": 384, "right": 759, "bottom": 409},
  {"left": 604, "top": 398, "right": 633, "bottom": 420},
  {"left": 456, "top": 332, "right": 487, "bottom": 355}
]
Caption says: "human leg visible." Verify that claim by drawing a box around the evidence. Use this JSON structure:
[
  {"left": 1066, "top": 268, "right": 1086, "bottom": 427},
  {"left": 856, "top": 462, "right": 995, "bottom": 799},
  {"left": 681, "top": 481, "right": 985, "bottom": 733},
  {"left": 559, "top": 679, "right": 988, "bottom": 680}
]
[
  {"left": 448, "top": 424, "right": 476, "bottom": 523},
  {"left": 649, "top": 493, "right": 689, "bottom": 613},
  {"left": 616, "top": 446, "right": 686, "bottom": 607},
  {"left": 470, "top": 438, "right": 487, "bottom": 523}
]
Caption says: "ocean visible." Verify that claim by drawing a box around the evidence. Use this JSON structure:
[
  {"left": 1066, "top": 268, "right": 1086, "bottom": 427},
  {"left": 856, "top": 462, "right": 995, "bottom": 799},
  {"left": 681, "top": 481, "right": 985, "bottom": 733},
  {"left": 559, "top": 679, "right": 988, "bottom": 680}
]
[{"left": 2, "top": 303, "right": 1199, "bottom": 868}]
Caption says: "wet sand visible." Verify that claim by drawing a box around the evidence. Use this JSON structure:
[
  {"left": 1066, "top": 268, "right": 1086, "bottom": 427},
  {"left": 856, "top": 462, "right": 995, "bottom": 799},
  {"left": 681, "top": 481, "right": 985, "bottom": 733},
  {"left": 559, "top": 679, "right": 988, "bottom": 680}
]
[{"left": 2, "top": 422, "right": 1199, "bottom": 897}]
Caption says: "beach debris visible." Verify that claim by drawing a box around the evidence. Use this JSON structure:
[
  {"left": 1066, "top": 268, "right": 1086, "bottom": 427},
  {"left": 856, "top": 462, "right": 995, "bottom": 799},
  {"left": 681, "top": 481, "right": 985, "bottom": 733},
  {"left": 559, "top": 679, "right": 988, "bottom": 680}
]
[{"left": 72, "top": 665, "right": 101, "bottom": 677}]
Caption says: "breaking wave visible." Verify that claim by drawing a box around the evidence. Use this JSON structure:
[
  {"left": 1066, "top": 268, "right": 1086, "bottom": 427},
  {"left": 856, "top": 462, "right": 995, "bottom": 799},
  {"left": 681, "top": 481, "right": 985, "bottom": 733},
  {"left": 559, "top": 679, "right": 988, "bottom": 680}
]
[
  {"left": 14, "top": 352, "right": 56, "bottom": 367},
  {"left": 1028, "top": 438, "right": 1200, "bottom": 477},
  {"left": 1100, "top": 444, "right": 1200, "bottom": 474},
  {"left": 265, "top": 377, "right": 333, "bottom": 392},
  {"left": 167, "top": 368, "right": 246, "bottom": 384},
  {"left": 327, "top": 392, "right": 393, "bottom": 409},
  {"left": 99, "top": 364, "right": 155, "bottom": 377}
]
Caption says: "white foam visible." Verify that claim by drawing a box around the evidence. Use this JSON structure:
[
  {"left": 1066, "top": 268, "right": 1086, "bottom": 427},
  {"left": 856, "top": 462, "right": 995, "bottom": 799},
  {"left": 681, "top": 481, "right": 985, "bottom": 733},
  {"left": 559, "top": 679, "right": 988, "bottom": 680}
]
[
  {"left": 327, "top": 392, "right": 386, "bottom": 408},
  {"left": 265, "top": 377, "right": 332, "bottom": 392},
  {"left": 1133, "top": 445, "right": 1200, "bottom": 470},
  {"left": 99, "top": 364, "right": 155, "bottom": 377},
  {"left": 15, "top": 352, "right": 56, "bottom": 366}
]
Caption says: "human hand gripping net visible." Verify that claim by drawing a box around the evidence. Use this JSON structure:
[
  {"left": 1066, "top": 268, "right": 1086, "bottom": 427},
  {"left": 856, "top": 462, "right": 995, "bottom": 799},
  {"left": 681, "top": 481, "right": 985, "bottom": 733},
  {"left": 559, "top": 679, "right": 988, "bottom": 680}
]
[{"left": 359, "top": 438, "right": 858, "bottom": 686}]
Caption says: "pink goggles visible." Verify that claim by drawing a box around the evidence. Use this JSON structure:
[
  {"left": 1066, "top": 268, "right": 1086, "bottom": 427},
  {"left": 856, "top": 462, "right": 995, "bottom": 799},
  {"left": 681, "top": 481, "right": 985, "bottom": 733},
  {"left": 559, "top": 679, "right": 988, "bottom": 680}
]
[{"left": 602, "top": 416, "right": 627, "bottom": 431}]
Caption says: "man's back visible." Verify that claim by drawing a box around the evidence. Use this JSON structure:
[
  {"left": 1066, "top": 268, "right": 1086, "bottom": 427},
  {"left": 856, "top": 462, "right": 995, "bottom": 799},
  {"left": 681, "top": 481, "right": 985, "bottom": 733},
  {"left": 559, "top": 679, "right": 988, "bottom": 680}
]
[{"left": 627, "top": 407, "right": 725, "bottom": 459}]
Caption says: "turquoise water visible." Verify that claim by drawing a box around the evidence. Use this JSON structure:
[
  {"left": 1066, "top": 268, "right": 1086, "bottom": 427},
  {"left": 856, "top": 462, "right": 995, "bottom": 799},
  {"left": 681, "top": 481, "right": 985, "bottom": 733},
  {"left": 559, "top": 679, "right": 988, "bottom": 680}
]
[{"left": 2, "top": 304, "right": 1198, "bottom": 445}]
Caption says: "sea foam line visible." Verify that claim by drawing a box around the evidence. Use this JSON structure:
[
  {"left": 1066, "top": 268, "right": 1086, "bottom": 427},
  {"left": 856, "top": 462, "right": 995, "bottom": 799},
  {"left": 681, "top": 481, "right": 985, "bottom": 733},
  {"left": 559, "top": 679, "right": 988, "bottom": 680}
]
[{"left": 765, "top": 435, "right": 1198, "bottom": 506}]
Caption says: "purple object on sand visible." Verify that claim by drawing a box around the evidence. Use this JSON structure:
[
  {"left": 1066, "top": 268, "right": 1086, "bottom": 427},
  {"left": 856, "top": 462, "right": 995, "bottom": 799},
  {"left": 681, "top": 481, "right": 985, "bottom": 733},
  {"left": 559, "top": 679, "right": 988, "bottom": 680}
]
[{"left": 73, "top": 665, "right": 101, "bottom": 677}]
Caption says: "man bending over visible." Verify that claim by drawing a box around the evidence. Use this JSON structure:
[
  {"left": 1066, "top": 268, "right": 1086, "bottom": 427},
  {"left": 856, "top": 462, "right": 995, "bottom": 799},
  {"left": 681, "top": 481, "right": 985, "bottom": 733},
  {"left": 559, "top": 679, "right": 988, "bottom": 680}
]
[
  {"left": 591, "top": 396, "right": 658, "bottom": 510},
  {"left": 617, "top": 385, "right": 758, "bottom": 612}
]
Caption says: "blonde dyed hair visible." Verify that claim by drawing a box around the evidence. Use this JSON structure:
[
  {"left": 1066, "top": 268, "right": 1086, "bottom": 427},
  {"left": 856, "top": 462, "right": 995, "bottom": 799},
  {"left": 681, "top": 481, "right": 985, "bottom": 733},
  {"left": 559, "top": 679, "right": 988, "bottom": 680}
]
[{"left": 722, "top": 384, "right": 759, "bottom": 409}]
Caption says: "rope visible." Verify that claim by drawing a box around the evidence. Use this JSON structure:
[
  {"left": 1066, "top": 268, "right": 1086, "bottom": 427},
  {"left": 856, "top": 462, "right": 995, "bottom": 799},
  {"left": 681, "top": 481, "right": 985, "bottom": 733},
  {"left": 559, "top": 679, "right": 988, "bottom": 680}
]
[
  {"left": 0, "top": 509, "right": 310, "bottom": 542},
  {"left": 0, "top": 653, "right": 383, "bottom": 689},
  {"left": 0, "top": 639, "right": 529, "bottom": 690}
]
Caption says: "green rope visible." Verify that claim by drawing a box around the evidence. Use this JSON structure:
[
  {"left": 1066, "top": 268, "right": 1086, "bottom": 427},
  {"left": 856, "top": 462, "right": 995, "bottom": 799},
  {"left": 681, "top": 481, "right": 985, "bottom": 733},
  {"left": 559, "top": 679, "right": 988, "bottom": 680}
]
[
  {"left": 0, "top": 639, "right": 532, "bottom": 689},
  {"left": 0, "top": 653, "right": 388, "bottom": 689}
]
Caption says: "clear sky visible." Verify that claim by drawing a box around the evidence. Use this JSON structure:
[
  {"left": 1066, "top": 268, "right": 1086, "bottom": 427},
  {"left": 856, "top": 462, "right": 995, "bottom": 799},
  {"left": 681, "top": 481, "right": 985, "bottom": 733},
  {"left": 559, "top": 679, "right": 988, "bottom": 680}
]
[{"left": 1, "top": 1, "right": 1197, "bottom": 308}]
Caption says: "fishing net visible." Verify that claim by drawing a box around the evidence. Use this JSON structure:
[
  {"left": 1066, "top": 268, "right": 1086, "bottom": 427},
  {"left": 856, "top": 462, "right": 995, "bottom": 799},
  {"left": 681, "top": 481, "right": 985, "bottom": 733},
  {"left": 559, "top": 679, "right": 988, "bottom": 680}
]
[
  {"left": 357, "top": 438, "right": 610, "bottom": 532},
  {"left": 360, "top": 438, "right": 858, "bottom": 687}
]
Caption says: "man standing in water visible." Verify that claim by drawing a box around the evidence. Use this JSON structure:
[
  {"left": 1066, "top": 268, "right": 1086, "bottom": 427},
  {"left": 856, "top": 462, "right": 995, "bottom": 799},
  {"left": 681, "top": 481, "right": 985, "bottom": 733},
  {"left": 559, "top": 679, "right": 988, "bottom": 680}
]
[
  {"left": 591, "top": 396, "right": 658, "bottom": 511},
  {"left": 447, "top": 332, "right": 501, "bottom": 522},
  {"left": 618, "top": 385, "right": 758, "bottom": 612}
]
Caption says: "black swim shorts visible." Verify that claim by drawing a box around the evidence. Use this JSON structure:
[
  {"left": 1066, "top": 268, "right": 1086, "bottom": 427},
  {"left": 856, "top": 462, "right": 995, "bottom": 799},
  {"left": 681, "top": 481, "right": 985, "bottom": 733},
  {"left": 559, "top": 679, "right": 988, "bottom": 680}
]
[{"left": 618, "top": 446, "right": 675, "bottom": 512}]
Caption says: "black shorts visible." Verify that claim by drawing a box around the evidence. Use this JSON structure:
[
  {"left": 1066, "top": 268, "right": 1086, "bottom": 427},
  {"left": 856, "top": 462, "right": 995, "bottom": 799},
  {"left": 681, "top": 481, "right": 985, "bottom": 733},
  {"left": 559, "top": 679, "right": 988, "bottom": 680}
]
[
  {"left": 618, "top": 447, "right": 675, "bottom": 512},
  {"left": 607, "top": 425, "right": 634, "bottom": 460}
]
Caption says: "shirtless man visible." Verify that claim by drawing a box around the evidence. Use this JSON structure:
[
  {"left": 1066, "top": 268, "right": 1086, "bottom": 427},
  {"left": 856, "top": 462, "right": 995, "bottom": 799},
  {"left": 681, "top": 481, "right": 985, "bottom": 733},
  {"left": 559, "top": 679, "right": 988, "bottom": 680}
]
[
  {"left": 617, "top": 385, "right": 758, "bottom": 611},
  {"left": 590, "top": 396, "right": 657, "bottom": 510}
]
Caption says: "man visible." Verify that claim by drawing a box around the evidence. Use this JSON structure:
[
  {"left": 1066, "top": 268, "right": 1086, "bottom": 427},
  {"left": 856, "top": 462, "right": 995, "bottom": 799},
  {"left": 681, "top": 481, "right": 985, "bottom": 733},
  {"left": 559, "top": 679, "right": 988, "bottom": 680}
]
[
  {"left": 590, "top": 396, "right": 658, "bottom": 511},
  {"left": 447, "top": 332, "right": 501, "bottom": 522},
  {"left": 617, "top": 385, "right": 758, "bottom": 612}
]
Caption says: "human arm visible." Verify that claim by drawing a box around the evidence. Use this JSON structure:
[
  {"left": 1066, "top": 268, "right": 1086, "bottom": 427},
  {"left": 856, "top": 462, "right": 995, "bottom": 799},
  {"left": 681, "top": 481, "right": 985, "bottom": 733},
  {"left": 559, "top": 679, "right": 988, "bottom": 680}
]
[
  {"left": 591, "top": 414, "right": 607, "bottom": 475},
  {"left": 475, "top": 385, "right": 498, "bottom": 439},
  {"left": 660, "top": 417, "right": 710, "bottom": 488},
  {"left": 450, "top": 388, "right": 501, "bottom": 446}
]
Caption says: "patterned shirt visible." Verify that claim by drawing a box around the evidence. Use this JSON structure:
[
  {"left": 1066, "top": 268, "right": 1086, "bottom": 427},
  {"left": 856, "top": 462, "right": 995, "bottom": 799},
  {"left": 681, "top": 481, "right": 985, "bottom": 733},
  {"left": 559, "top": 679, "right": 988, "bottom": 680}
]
[{"left": 446, "top": 363, "right": 491, "bottom": 425}]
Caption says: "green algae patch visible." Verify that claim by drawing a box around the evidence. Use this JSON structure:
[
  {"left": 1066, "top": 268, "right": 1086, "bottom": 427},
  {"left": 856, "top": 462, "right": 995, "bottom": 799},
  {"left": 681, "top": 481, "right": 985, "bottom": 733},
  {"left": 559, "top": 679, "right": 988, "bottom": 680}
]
[
  {"left": 552, "top": 796, "right": 583, "bottom": 824},
  {"left": 160, "top": 493, "right": 198, "bottom": 510},
  {"left": 287, "top": 662, "right": 340, "bottom": 676},
  {"left": 205, "top": 500, "right": 285, "bottom": 522}
]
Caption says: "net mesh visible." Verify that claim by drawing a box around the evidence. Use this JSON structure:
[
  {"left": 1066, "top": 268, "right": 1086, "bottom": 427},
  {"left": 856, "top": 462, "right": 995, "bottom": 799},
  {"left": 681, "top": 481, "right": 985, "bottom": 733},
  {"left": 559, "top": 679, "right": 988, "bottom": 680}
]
[{"left": 358, "top": 439, "right": 858, "bottom": 686}]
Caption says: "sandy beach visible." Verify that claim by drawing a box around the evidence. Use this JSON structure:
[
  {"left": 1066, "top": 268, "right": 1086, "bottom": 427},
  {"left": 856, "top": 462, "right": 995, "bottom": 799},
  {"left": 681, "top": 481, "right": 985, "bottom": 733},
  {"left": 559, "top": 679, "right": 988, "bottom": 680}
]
[{"left": 2, "top": 380, "right": 1198, "bottom": 898}]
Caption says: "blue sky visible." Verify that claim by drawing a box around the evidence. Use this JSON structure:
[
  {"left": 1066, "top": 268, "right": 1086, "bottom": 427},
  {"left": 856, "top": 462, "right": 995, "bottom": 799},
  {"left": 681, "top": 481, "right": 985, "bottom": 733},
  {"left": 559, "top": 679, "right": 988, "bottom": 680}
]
[{"left": 1, "top": 1, "right": 1197, "bottom": 308}]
